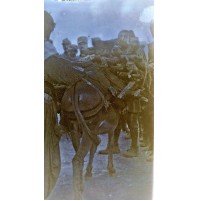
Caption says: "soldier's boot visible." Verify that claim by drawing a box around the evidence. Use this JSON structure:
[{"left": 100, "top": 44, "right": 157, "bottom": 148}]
[
  {"left": 123, "top": 123, "right": 131, "bottom": 140},
  {"left": 122, "top": 121, "right": 131, "bottom": 140},
  {"left": 140, "top": 140, "right": 147, "bottom": 147},
  {"left": 98, "top": 145, "right": 120, "bottom": 155},
  {"left": 142, "top": 146, "right": 150, "bottom": 151},
  {"left": 122, "top": 147, "right": 138, "bottom": 158},
  {"left": 139, "top": 127, "right": 148, "bottom": 147},
  {"left": 123, "top": 116, "right": 139, "bottom": 157},
  {"left": 139, "top": 125, "right": 144, "bottom": 142},
  {"left": 146, "top": 150, "right": 153, "bottom": 162}
]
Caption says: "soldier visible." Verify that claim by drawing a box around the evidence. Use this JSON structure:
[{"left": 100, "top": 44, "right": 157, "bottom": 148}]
[
  {"left": 91, "top": 37, "right": 117, "bottom": 57},
  {"left": 118, "top": 30, "right": 129, "bottom": 44},
  {"left": 77, "top": 36, "right": 89, "bottom": 57},
  {"left": 116, "top": 30, "right": 129, "bottom": 52},
  {"left": 76, "top": 36, "right": 97, "bottom": 63},
  {"left": 123, "top": 84, "right": 144, "bottom": 157},
  {"left": 66, "top": 44, "right": 78, "bottom": 61},
  {"left": 118, "top": 37, "right": 147, "bottom": 158},
  {"left": 142, "top": 20, "right": 154, "bottom": 161},
  {"left": 61, "top": 38, "right": 71, "bottom": 58},
  {"left": 141, "top": 65, "right": 154, "bottom": 161},
  {"left": 99, "top": 39, "right": 147, "bottom": 156},
  {"left": 44, "top": 11, "right": 61, "bottom": 199}
]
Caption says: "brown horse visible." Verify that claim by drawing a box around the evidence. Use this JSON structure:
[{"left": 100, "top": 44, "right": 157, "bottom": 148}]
[{"left": 60, "top": 79, "right": 120, "bottom": 199}]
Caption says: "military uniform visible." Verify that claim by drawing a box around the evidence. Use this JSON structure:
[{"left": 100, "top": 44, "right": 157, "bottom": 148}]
[
  {"left": 119, "top": 71, "right": 143, "bottom": 157},
  {"left": 61, "top": 44, "right": 78, "bottom": 61},
  {"left": 142, "top": 25, "right": 154, "bottom": 160},
  {"left": 140, "top": 21, "right": 154, "bottom": 161},
  {"left": 119, "top": 37, "right": 147, "bottom": 157}
]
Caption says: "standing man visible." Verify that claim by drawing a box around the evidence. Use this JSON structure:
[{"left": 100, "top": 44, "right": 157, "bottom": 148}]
[
  {"left": 121, "top": 37, "right": 147, "bottom": 158},
  {"left": 44, "top": 11, "right": 61, "bottom": 199}
]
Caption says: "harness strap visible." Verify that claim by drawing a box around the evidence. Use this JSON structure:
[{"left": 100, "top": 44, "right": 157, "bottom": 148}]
[
  {"left": 82, "top": 78, "right": 110, "bottom": 110},
  {"left": 71, "top": 82, "right": 101, "bottom": 145}
]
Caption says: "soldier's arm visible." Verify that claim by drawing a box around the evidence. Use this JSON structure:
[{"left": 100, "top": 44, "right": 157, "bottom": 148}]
[
  {"left": 117, "top": 71, "right": 130, "bottom": 80},
  {"left": 71, "top": 60, "right": 95, "bottom": 68}
]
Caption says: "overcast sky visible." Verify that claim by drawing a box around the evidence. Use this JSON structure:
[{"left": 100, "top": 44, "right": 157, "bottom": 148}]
[{"left": 44, "top": 0, "right": 154, "bottom": 53}]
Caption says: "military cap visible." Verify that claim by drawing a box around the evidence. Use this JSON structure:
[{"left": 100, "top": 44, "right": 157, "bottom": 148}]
[
  {"left": 62, "top": 38, "right": 71, "bottom": 45},
  {"left": 77, "top": 36, "right": 88, "bottom": 44}
]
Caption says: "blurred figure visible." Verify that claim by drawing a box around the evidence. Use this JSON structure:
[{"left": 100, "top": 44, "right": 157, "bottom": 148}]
[
  {"left": 67, "top": 44, "right": 78, "bottom": 61},
  {"left": 148, "top": 20, "right": 154, "bottom": 64},
  {"left": 77, "top": 36, "right": 89, "bottom": 57},
  {"left": 61, "top": 38, "right": 71, "bottom": 58},
  {"left": 44, "top": 11, "right": 61, "bottom": 199},
  {"left": 120, "top": 37, "right": 147, "bottom": 158},
  {"left": 117, "top": 29, "right": 130, "bottom": 50},
  {"left": 142, "top": 20, "right": 154, "bottom": 162}
]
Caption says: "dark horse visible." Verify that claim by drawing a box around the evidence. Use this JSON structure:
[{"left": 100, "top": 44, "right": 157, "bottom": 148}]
[
  {"left": 60, "top": 77, "right": 120, "bottom": 199},
  {"left": 44, "top": 56, "right": 119, "bottom": 199}
]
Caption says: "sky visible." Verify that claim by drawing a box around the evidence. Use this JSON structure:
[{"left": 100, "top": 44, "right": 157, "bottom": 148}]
[{"left": 44, "top": 0, "right": 154, "bottom": 53}]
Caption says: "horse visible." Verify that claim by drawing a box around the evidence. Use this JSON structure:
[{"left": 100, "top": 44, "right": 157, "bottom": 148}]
[{"left": 60, "top": 78, "right": 120, "bottom": 199}]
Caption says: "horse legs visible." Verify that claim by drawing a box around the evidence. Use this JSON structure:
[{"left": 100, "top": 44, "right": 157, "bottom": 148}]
[
  {"left": 71, "top": 123, "right": 81, "bottom": 152},
  {"left": 123, "top": 112, "right": 139, "bottom": 158},
  {"left": 85, "top": 143, "right": 97, "bottom": 178},
  {"left": 98, "top": 116, "right": 122, "bottom": 155},
  {"left": 72, "top": 133, "right": 92, "bottom": 200},
  {"left": 113, "top": 118, "right": 123, "bottom": 153},
  {"left": 107, "top": 130, "right": 116, "bottom": 176}
]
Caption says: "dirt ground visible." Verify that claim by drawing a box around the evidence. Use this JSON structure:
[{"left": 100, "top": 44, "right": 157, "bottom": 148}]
[{"left": 48, "top": 132, "right": 153, "bottom": 200}]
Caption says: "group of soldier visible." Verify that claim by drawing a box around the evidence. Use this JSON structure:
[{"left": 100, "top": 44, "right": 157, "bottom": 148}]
[
  {"left": 44, "top": 10, "right": 154, "bottom": 199},
  {"left": 57, "top": 29, "right": 154, "bottom": 160}
]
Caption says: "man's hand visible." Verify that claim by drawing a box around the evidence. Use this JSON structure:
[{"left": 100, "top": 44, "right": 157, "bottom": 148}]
[
  {"left": 89, "top": 54, "right": 96, "bottom": 61},
  {"left": 108, "top": 86, "right": 118, "bottom": 96},
  {"left": 140, "top": 96, "right": 148, "bottom": 102},
  {"left": 133, "top": 89, "right": 141, "bottom": 97}
]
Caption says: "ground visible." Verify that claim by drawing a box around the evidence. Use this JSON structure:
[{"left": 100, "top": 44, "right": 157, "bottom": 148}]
[{"left": 48, "top": 132, "right": 153, "bottom": 200}]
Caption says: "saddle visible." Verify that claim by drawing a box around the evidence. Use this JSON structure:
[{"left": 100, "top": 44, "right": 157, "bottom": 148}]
[{"left": 61, "top": 81, "right": 104, "bottom": 119}]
